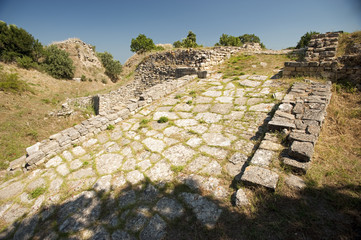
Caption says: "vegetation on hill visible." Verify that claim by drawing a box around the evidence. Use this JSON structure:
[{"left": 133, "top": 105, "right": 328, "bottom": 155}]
[
  {"left": 97, "top": 51, "right": 122, "bottom": 82},
  {"left": 337, "top": 31, "right": 361, "bottom": 56},
  {"left": 43, "top": 45, "right": 75, "bottom": 79},
  {"left": 215, "top": 33, "right": 266, "bottom": 48},
  {"left": 173, "top": 31, "right": 200, "bottom": 48},
  {"left": 130, "top": 34, "right": 163, "bottom": 53},
  {"left": 0, "top": 65, "right": 33, "bottom": 93},
  {"left": 296, "top": 31, "right": 320, "bottom": 49}
]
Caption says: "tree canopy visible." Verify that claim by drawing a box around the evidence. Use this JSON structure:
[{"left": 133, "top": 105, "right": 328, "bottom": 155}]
[
  {"left": 97, "top": 51, "right": 122, "bottom": 82},
  {"left": 130, "top": 34, "right": 156, "bottom": 53},
  {"left": 173, "top": 31, "right": 199, "bottom": 48},
  {"left": 296, "top": 31, "right": 320, "bottom": 49}
]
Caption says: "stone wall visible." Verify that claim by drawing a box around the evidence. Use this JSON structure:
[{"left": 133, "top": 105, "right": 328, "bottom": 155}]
[
  {"left": 268, "top": 80, "right": 332, "bottom": 173},
  {"left": 8, "top": 75, "right": 197, "bottom": 172},
  {"left": 283, "top": 32, "right": 361, "bottom": 87}
]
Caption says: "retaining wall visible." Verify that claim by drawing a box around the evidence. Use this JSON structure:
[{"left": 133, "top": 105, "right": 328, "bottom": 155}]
[{"left": 283, "top": 31, "right": 361, "bottom": 87}]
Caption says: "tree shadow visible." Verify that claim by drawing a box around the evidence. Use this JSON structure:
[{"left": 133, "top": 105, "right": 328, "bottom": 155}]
[{"left": 1, "top": 175, "right": 359, "bottom": 240}]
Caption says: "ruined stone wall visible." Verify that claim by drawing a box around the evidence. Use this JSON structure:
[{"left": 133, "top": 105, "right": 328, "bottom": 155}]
[
  {"left": 283, "top": 32, "right": 361, "bottom": 87},
  {"left": 8, "top": 47, "right": 246, "bottom": 171}
]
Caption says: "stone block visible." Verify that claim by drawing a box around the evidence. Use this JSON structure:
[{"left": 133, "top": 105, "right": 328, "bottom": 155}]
[
  {"left": 289, "top": 141, "right": 314, "bottom": 162},
  {"left": 26, "top": 150, "right": 46, "bottom": 165},
  {"left": 268, "top": 118, "right": 296, "bottom": 131},
  {"left": 282, "top": 156, "right": 310, "bottom": 174},
  {"left": 241, "top": 166, "right": 279, "bottom": 190},
  {"left": 26, "top": 142, "right": 41, "bottom": 156},
  {"left": 288, "top": 132, "right": 316, "bottom": 144}
]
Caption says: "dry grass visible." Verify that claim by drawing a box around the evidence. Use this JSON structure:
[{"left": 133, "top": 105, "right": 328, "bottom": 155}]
[
  {"left": 0, "top": 62, "right": 125, "bottom": 168},
  {"left": 337, "top": 31, "right": 361, "bottom": 56},
  {"left": 220, "top": 53, "right": 289, "bottom": 78}
]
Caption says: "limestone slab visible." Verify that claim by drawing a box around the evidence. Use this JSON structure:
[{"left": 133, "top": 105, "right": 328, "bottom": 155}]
[
  {"left": 96, "top": 154, "right": 123, "bottom": 175},
  {"left": 241, "top": 166, "right": 279, "bottom": 190}
]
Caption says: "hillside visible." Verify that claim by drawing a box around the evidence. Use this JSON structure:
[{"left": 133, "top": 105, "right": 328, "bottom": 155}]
[
  {"left": 51, "top": 38, "right": 110, "bottom": 81},
  {"left": 0, "top": 62, "right": 119, "bottom": 168}
]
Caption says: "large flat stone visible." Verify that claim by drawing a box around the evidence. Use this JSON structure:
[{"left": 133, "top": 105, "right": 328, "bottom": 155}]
[
  {"left": 0, "top": 181, "right": 25, "bottom": 200},
  {"left": 163, "top": 144, "right": 195, "bottom": 166},
  {"left": 179, "top": 192, "right": 222, "bottom": 229},
  {"left": 250, "top": 149, "right": 275, "bottom": 167},
  {"left": 282, "top": 156, "right": 311, "bottom": 174},
  {"left": 142, "top": 138, "right": 165, "bottom": 153},
  {"left": 96, "top": 154, "right": 123, "bottom": 175},
  {"left": 241, "top": 166, "right": 279, "bottom": 190},
  {"left": 289, "top": 141, "right": 314, "bottom": 162},
  {"left": 239, "top": 79, "right": 261, "bottom": 87},
  {"left": 202, "top": 133, "right": 231, "bottom": 147}
]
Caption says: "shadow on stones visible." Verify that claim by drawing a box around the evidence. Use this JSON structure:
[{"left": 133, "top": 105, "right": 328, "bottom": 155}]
[{"left": 1, "top": 177, "right": 360, "bottom": 240}]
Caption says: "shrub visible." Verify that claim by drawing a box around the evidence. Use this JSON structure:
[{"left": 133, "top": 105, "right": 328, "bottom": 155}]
[
  {"left": 16, "top": 55, "right": 35, "bottom": 69},
  {"left": 173, "top": 31, "right": 199, "bottom": 48},
  {"left": 106, "top": 124, "right": 115, "bottom": 130},
  {"left": 30, "top": 186, "right": 46, "bottom": 199},
  {"left": 130, "top": 34, "right": 156, "bottom": 53},
  {"left": 0, "top": 21, "right": 44, "bottom": 63},
  {"left": 81, "top": 74, "right": 86, "bottom": 81},
  {"left": 158, "top": 116, "right": 169, "bottom": 123},
  {"left": 216, "top": 34, "right": 242, "bottom": 46},
  {"left": 43, "top": 45, "right": 74, "bottom": 79},
  {"left": 296, "top": 31, "right": 320, "bottom": 49},
  {"left": 0, "top": 66, "right": 33, "bottom": 93},
  {"left": 101, "top": 78, "right": 108, "bottom": 84},
  {"left": 97, "top": 51, "right": 122, "bottom": 82}
]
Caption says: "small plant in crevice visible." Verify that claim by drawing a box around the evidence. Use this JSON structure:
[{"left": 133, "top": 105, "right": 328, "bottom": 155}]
[
  {"left": 186, "top": 100, "right": 193, "bottom": 105},
  {"left": 158, "top": 116, "right": 169, "bottom": 123},
  {"left": 175, "top": 94, "right": 182, "bottom": 99},
  {"left": 30, "top": 186, "right": 46, "bottom": 199},
  {"left": 106, "top": 124, "right": 115, "bottom": 130}
]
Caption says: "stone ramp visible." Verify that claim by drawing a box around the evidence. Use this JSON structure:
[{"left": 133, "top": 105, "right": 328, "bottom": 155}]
[
  {"left": 240, "top": 80, "right": 332, "bottom": 190},
  {"left": 0, "top": 72, "right": 290, "bottom": 239}
]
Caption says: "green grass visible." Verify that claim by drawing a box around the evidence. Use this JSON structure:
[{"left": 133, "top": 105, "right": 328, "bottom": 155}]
[
  {"left": 0, "top": 66, "right": 34, "bottom": 94},
  {"left": 30, "top": 186, "right": 46, "bottom": 199},
  {"left": 158, "top": 116, "right": 169, "bottom": 123},
  {"left": 175, "top": 94, "right": 182, "bottom": 99},
  {"left": 106, "top": 124, "right": 115, "bottom": 130}
]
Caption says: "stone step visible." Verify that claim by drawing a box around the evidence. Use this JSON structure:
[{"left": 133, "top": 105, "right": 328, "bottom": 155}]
[{"left": 240, "top": 166, "right": 279, "bottom": 190}]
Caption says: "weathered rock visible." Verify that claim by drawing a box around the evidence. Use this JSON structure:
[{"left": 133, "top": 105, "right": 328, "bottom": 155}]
[
  {"left": 163, "top": 144, "right": 195, "bottom": 166},
  {"left": 235, "top": 188, "right": 249, "bottom": 207},
  {"left": 112, "top": 230, "right": 136, "bottom": 240},
  {"left": 202, "top": 133, "right": 231, "bottom": 147},
  {"left": 288, "top": 132, "right": 316, "bottom": 144},
  {"left": 241, "top": 166, "right": 279, "bottom": 190},
  {"left": 96, "top": 154, "right": 123, "bottom": 174},
  {"left": 259, "top": 140, "right": 283, "bottom": 151},
  {"left": 118, "top": 190, "right": 136, "bottom": 209},
  {"left": 139, "top": 214, "right": 167, "bottom": 240},
  {"left": 289, "top": 141, "right": 314, "bottom": 162},
  {"left": 284, "top": 174, "right": 306, "bottom": 190},
  {"left": 142, "top": 137, "right": 165, "bottom": 153},
  {"left": 154, "top": 197, "right": 184, "bottom": 220},
  {"left": 179, "top": 192, "right": 222, "bottom": 229},
  {"left": 250, "top": 149, "right": 275, "bottom": 167},
  {"left": 282, "top": 156, "right": 311, "bottom": 174}
]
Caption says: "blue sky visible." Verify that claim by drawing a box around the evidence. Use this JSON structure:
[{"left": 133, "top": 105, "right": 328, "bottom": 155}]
[{"left": 0, "top": 0, "right": 360, "bottom": 63}]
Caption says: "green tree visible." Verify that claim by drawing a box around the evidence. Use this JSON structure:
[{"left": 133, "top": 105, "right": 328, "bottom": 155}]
[
  {"left": 173, "top": 31, "right": 199, "bottom": 48},
  {"left": 239, "top": 34, "right": 261, "bottom": 44},
  {"left": 0, "top": 21, "right": 40, "bottom": 63},
  {"left": 130, "top": 34, "right": 156, "bottom": 53},
  {"left": 216, "top": 34, "right": 242, "bottom": 46},
  {"left": 97, "top": 51, "right": 122, "bottom": 82},
  {"left": 296, "top": 31, "right": 320, "bottom": 49},
  {"left": 43, "top": 45, "right": 74, "bottom": 79}
]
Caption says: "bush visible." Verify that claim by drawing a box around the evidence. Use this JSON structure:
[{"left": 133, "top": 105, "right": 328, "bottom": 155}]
[
  {"left": 16, "top": 55, "right": 35, "bottom": 69},
  {"left": 0, "top": 66, "right": 33, "bottom": 93},
  {"left": 81, "top": 75, "right": 86, "bottom": 81},
  {"left": 296, "top": 31, "right": 320, "bottom": 49},
  {"left": 0, "top": 21, "right": 42, "bottom": 63},
  {"left": 130, "top": 34, "right": 156, "bottom": 53},
  {"left": 173, "top": 31, "right": 199, "bottom": 48},
  {"left": 97, "top": 52, "right": 122, "bottom": 82},
  {"left": 216, "top": 34, "right": 242, "bottom": 46},
  {"left": 43, "top": 45, "right": 74, "bottom": 79}
]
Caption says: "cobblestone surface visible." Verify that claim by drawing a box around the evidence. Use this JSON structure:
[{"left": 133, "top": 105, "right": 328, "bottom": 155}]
[{"left": 0, "top": 72, "right": 288, "bottom": 239}]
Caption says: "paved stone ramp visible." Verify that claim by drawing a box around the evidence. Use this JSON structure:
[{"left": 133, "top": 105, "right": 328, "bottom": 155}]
[{"left": 0, "top": 72, "right": 288, "bottom": 239}]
